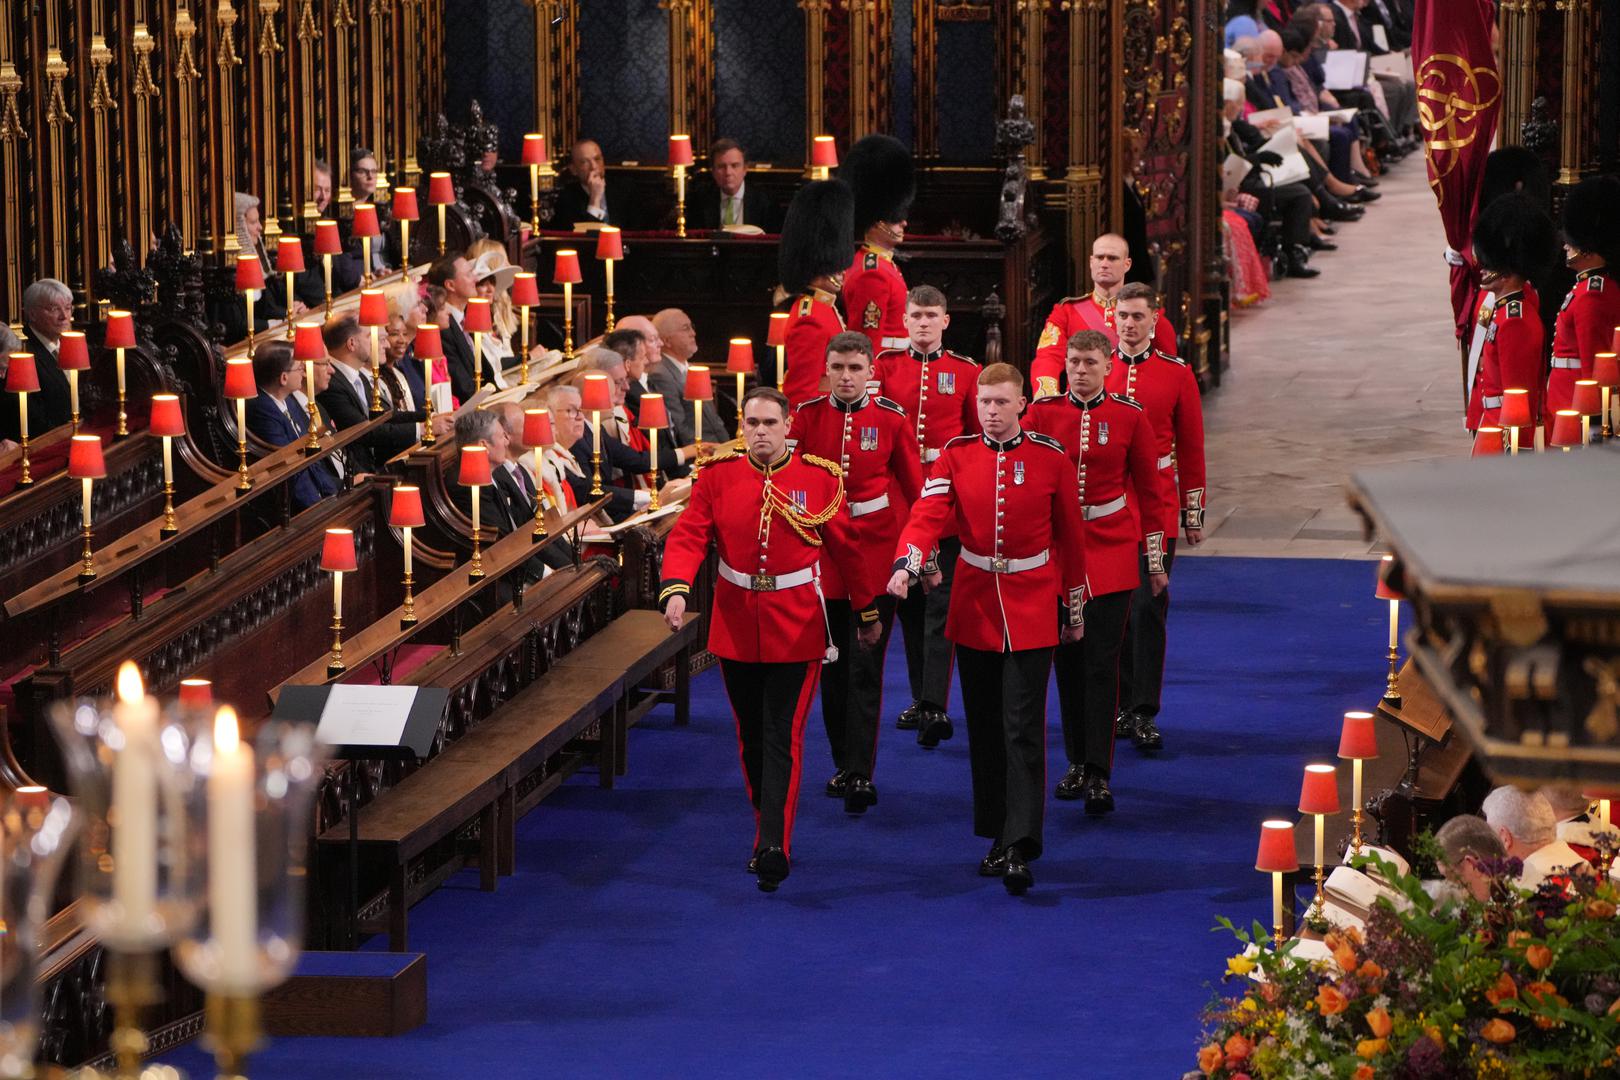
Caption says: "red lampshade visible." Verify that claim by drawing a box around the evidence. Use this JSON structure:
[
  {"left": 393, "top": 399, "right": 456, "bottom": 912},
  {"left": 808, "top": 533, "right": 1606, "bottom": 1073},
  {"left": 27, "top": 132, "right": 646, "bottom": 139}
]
[
  {"left": 178, "top": 678, "right": 213, "bottom": 709},
  {"left": 458, "top": 444, "right": 492, "bottom": 486},
  {"left": 275, "top": 236, "right": 306, "bottom": 273},
  {"left": 1299, "top": 764, "right": 1341, "bottom": 816},
  {"left": 726, "top": 337, "right": 755, "bottom": 374},
  {"left": 293, "top": 321, "right": 326, "bottom": 361},
  {"left": 67, "top": 434, "right": 106, "bottom": 479},
  {"left": 462, "top": 297, "right": 493, "bottom": 334},
  {"left": 553, "top": 249, "right": 583, "bottom": 285},
  {"left": 13, "top": 786, "right": 49, "bottom": 817},
  {"left": 596, "top": 226, "right": 623, "bottom": 261},
  {"left": 1374, "top": 554, "right": 1404, "bottom": 601},
  {"left": 149, "top": 393, "right": 185, "bottom": 438},
  {"left": 580, "top": 373, "right": 613, "bottom": 413},
  {"left": 1611, "top": 328, "right": 1620, "bottom": 357},
  {"left": 1256, "top": 820, "right": 1299, "bottom": 872},
  {"left": 510, "top": 272, "right": 541, "bottom": 307},
  {"left": 638, "top": 393, "right": 670, "bottom": 429},
  {"left": 684, "top": 364, "right": 713, "bottom": 401},
  {"left": 1472, "top": 426, "right": 1504, "bottom": 457},
  {"left": 523, "top": 407, "right": 553, "bottom": 448},
  {"left": 427, "top": 171, "right": 455, "bottom": 205},
  {"left": 522, "top": 132, "right": 548, "bottom": 166},
  {"left": 235, "top": 254, "right": 266, "bottom": 293},
  {"left": 351, "top": 202, "right": 381, "bottom": 238},
  {"left": 223, "top": 357, "right": 257, "bottom": 400},
  {"left": 392, "top": 186, "right": 420, "bottom": 221},
  {"left": 104, "top": 310, "right": 136, "bottom": 348},
  {"left": 1593, "top": 352, "right": 1620, "bottom": 387},
  {"left": 668, "top": 134, "right": 694, "bottom": 166},
  {"left": 314, "top": 219, "right": 343, "bottom": 256},
  {"left": 1498, "top": 388, "right": 1532, "bottom": 429},
  {"left": 811, "top": 135, "right": 838, "bottom": 167},
  {"left": 414, "top": 323, "right": 444, "bottom": 359},
  {"left": 358, "top": 288, "right": 389, "bottom": 327},
  {"left": 5, "top": 352, "right": 39, "bottom": 393},
  {"left": 389, "top": 484, "right": 426, "bottom": 528},
  {"left": 1337, "top": 711, "right": 1379, "bottom": 761},
  {"left": 1572, "top": 380, "right": 1603, "bottom": 416},
  {"left": 767, "top": 312, "right": 790, "bottom": 347},
  {"left": 1550, "top": 409, "right": 1583, "bottom": 448},
  {"left": 321, "top": 527, "right": 359, "bottom": 572},
  {"left": 58, "top": 330, "right": 90, "bottom": 371}
]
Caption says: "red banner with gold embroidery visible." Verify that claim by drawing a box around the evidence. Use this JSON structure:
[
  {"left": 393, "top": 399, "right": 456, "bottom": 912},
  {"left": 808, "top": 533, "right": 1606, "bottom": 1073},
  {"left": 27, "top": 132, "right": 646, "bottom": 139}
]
[{"left": 1413, "top": 0, "right": 1502, "bottom": 342}]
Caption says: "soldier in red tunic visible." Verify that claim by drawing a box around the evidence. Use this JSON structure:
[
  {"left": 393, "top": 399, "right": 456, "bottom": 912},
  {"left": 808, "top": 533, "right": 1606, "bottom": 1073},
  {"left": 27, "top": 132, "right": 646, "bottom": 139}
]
[
  {"left": 887, "top": 363, "right": 1087, "bottom": 896},
  {"left": 1026, "top": 330, "right": 1168, "bottom": 816},
  {"left": 874, "top": 285, "right": 982, "bottom": 747},
  {"left": 1030, "top": 234, "right": 1179, "bottom": 399},
  {"left": 840, "top": 134, "right": 915, "bottom": 355},
  {"left": 790, "top": 332, "right": 923, "bottom": 813},
  {"left": 1105, "top": 283, "right": 1205, "bottom": 754},
  {"left": 778, "top": 180, "right": 855, "bottom": 407},
  {"left": 1464, "top": 194, "right": 1554, "bottom": 439},
  {"left": 661, "top": 388, "right": 882, "bottom": 892},
  {"left": 1546, "top": 176, "right": 1620, "bottom": 437}
]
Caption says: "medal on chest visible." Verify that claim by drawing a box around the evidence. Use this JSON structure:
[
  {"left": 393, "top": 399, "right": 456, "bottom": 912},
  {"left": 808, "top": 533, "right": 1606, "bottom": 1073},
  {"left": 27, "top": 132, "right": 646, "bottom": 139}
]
[
  {"left": 859, "top": 426, "right": 879, "bottom": 451},
  {"left": 790, "top": 489, "right": 808, "bottom": 513},
  {"left": 1097, "top": 420, "right": 1109, "bottom": 446},
  {"left": 1013, "top": 461, "right": 1026, "bottom": 486},
  {"left": 937, "top": 371, "right": 956, "bottom": 395}
]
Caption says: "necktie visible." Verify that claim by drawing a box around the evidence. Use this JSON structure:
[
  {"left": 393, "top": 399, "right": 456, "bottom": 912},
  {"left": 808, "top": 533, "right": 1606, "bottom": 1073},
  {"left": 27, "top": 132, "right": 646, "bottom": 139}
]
[{"left": 722, "top": 197, "right": 736, "bottom": 227}]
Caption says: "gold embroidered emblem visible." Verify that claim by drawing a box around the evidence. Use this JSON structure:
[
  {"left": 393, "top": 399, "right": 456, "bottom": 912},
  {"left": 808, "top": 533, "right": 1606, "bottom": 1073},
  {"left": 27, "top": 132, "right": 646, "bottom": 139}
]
[
  {"left": 863, "top": 300, "right": 881, "bottom": 329},
  {"left": 1037, "top": 322, "right": 1060, "bottom": 348},
  {"left": 1416, "top": 53, "right": 1501, "bottom": 208}
]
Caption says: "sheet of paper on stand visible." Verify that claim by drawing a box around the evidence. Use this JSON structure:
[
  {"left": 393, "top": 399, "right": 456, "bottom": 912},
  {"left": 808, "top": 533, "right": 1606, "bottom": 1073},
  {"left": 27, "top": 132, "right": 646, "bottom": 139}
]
[
  {"left": 1369, "top": 51, "right": 1410, "bottom": 78},
  {"left": 315, "top": 684, "right": 421, "bottom": 747},
  {"left": 1323, "top": 49, "right": 1369, "bottom": 90}
]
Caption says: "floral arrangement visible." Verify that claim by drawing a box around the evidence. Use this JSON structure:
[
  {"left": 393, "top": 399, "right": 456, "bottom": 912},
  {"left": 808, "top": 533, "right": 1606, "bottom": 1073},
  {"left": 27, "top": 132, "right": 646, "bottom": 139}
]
[{"left": 1190, "top": 854, "right": 1620, "bottom": 1079}]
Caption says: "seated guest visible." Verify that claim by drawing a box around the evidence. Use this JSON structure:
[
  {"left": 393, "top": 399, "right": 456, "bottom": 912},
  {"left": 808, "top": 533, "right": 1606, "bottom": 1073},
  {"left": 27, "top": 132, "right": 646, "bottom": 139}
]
[
  {"left": 449, "top": 409, "right": 560, "bottom": 585},
  {"left": 467, "top": 243, "right": 521, "bottom": 374},
  {"left": 1544, "top": 784, "right": 1602, "bottom": 862},
  {"left": 577, "top": 346, "right": 695, "bottom": 480},
  {"left": 491, "top": 402, "right": 575, "bottom": 569},
  {"left": 380, "top": 282, "right": 454, "bottom": 443},
  {"left": 538, "top": 382, "right": 588, "bottom": 512},
  {"left": 1222, "top": 78, "right": 1319, "bottom": 278},
  {"left": 560, "top": 369, "right": 689, "bottom": 522},
  {"left": 553, "top": 139, "right": 634, "bottom": 228},
  {"left": 1224, "top": 0, "right": 1263, "bottom": 46},
  {"left": 1, "top": 278, "right": 75, "bottom": 446},
  {"left": 216, "top": 193, "right": 309, "bottom": 342},
  {"left": 1427, "top": 814, "right": 1508, "bottom": 904},
  {"left": 648, "top": 307, "right": 729, "bottom": 443},
  {"left": 342, "top": 147, "right": 397, "bottom": 271},
  {"left": 1482, "top": 785, "right": 1591, "bottom": 891},
  {"left": 424, "top": 253, "right": 502, "bottom": 402},
  {"left": 316, "top": 314, "right": 428, "bottom": 472},
  {"left": 1325, "top": 0, "right": 1417, "bottom": 139},
  {"left": 308, "top": 159, "right": 365, "bottom": 294},
  {"left": 243, "top": 341, "right": 340, "bottom": 512},
  {"left": 686, "top": 138, "right": 782, "bottom": 232},
  {"left": 611, "top": 316, "right": 664, "bottom": 416},
  {"left": 601, "top": 327, "right": 647, "bottom": 417}
]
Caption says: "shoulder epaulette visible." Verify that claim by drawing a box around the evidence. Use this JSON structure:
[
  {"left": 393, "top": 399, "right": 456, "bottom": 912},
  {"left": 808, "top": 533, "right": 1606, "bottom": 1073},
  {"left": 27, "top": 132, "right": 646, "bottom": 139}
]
[
  {"left": 1031, "top": 393, "right": 1064, "bottom": 404},
  {"left": 944, "top": 433, "right": 978, "bottom": 449},
  {"left": 1110, "top": 393, "right": 1143, "bottom": 409},
  {"left": 802, "top": 452, "right": 843, "bottom": 478},
  {"left": 943, "top": 350, "right": 980, "bottom": 366},
  {"left": 874, "top": 347, "right": 906, "bottom": 362},
  {"left": 863, "top": 251, "right": 879, "bottom": 271},
  {"left": 874, "top": 396, "right": 906, "bottom": 416},
  {"left": 1503, "top": 299, "right": 1523, "bottom": 319},
  {"left": 795, "top": 394, "right": 828, "bottom": 411},
  {"left": 1587, "top": 273, "right": 1606, "bottom": 292},
  {"left": 1058, "top": 295, "right": 1086, "bottom": 306},
  {"left": 797, "top": 296, "right": 813, "bottom": 317},
  {"left": 1026, "top": 431, "right": 1066, "bottom": 453},
  {"left": 1154, "top": 349, "right": 1187, "bottom": 366},
  {"left": 704, "top": 444, "right": 742, "bottom": 467}
]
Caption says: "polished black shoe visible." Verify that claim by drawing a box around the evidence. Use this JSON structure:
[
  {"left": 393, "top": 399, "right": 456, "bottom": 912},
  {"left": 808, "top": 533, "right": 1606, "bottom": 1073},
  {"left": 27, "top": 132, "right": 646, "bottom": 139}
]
[
  {"left": 1308, "top": 235, "right": 1338, "bottom": 252},
  {"left": 843, "top": 774, "right": 877, "bottom": 815},
  {"left": 1285, "top": 259, "right": 1322, "bottom": 280},
  {"left": 1115, "top": 710, "right": 1141, "bottom": 742},
  {"left": 1054, "top": 763, "right": 1085, "bottom": 801},
  {"left": 1322, "top": 201, "right": 1365, "bottom": 223},
  {"left": 979, "top": 842, "right": 1008, "bottom": 877},
  {"left": 755, "top": 846, "right": 790, "bottom": 892},
  {"left": 825, "top": 769, "right": 849, "bottom": 798},
  {"left": 1133, "top": 716, "right": 1164, "bottom": 753},
  {"left": 916, "top": 708, "right": 954, "bottom": 748},
  {"left": 1082, "top": 769, "right": 1116, "bottom": 817},
  {"left": 895, "top": 701, "right": 924, "bottom": 730},
  {"left": 747, "top": 854, "right": 758, "bottom": 874},
  {"left": 1003, "top": 848, "right": 1034, "bottom": 895},
  {"left": 1316, "top": 222, "right": 1337, "bottom": 236},
  {"left": 1346, "top": 185, "right": 1381, "bottom": 204}
]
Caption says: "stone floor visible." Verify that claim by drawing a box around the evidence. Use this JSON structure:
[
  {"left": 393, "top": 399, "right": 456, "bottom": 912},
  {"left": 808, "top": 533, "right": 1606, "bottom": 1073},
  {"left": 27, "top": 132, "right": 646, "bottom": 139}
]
[{"left": 1189, "top": 162, "right": 1466, "bottom": 558}]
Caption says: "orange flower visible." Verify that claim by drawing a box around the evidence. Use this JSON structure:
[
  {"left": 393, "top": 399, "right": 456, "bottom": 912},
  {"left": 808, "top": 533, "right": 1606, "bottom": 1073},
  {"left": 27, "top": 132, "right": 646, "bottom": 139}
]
[
  {"left": 1522, "top": 980, "right": 1557, "bottom": 1005},
  {"left": 1424, "top": 1024, "right": 1445, "bottom": 1049},
  {"left": 1353, "top": 1067, "right": 1375, "bottom": 1080},
  {"left": 1333, "top": 941, "right": 1360, "bottom": 973},
  {"left": 1366, "top": 1007, "right": 1393, "bottom": 1038},
  {"left": 1324, "top": 931, "right": 1345, "bottom": 951},
  {"left": 1481, "top": 1018, "right": 1517, "bottom": 1044},
  {"left": 1357, "top": 959, "right": 1385, "bottom": 982},
  {"left": 1588, "top": 900, "right": 1617, "bottom": 919},
  {"left": 1224, "top": 1033, "right": 1253, "bottom": 1062},
  {"left": 1525, "top": 944, "right": 1553, "bottom": 971},
  {"left": 1485, "top": 971, "right": 1518, "bottom": 1006},
  {"left": 1346, "top": 926, "right": 1365, "bottom": 946},
  {"left": 1317, "top": 984, "right": 1350, "bottom": 1016},
  {"left": 1356, "top": 1037, "right": 1389, "bottom": 1059},
  {"left": 1198, "top": 1043, "right": 1224, "bottom": 1075},
  {"left": 1259, "top": 982, "right": 1280, "bottom": 1005},
  {"left": 1507, "top": 930, "right": 1532, "bottom": 949}
]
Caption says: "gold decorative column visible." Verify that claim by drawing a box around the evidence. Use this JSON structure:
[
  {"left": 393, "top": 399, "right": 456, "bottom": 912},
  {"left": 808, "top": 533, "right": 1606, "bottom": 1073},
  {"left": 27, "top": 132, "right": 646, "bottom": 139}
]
[
  {"left": 256, "top": 0, "right": 284, "bottom": 242},
  {"left": 43, "top": 41, "right": 73, "bottom": 283},
  {"left": 215, "top": 2, "right": 243, "bottom": 259},
  {"left": 401, "top": 0, "right": 423, "bottom": 183},
  {"left": 1496, "top": 1, "right": 1537, "bottom": 147},
  {"left": 368, "top": 0, "right": 392, "bottom": 197},
  {"left": 88, "top": 29, "right": 118, "bottom": 280},
  {"left": 846, "top": 0, "right": 892, "bottom": 142},
  {"left": 1004, "top": 1, "right": 1047, "bottom": 180},
  {"left": 800, "top": 0, "right": 830, "bottom": 167},
  {"left": 528, "top": 1, "right": 579, "bottom": 149},
  {"left": 1060, "top": 0, "right": 1113, "bottom": 293},
  {"left": 332, "top": 0, "right": 357, "bottom": 207},
  {"left": 662, "top": 0, "right": 714, "bottom": 152},
  {"left": 912, "top": 0, "right": 937, "bottom": 159},
  {"left": 0, "top": 1, "right": 26, "bottom": 319},
  {"left": 298, "top": 0, "right": 320, "bottom": 226},
  {"left": 175, "top": 5, "right": 204, "bottom": 252},
  {"left": 130, "top": 20, "right": 160, "bottom": 260},
  {"left": 1555, "top": 0, "right": 1590, "bottom": 184}
]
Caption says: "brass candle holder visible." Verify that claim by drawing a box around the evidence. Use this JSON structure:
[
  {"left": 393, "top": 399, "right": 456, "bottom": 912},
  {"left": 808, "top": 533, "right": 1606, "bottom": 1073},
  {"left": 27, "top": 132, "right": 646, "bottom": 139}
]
[
  {"left": 106, "top": 950, "right": 164, "bottom": 1080},
  {"left": 669, "top": 134, "right": 692, "bottom": 239},
  {"left": 1299, "top": 764, "right": 1340, "bottom": 923},
  {"left": 69, "top": 434, "right": 107, "bottom": 584},
  {"left": 224, "top": 356, "right": 257, "bottom": 494},
  {"left": 321, "top": 528, "right": 356, "bottom": 677},
  {"left": 204, "top": 993, "right": 263, "bottom": 1080},
  {"left": 1339, "top": 711, "right": 1378, "bottom": 859},
  {"left": 105, "top": 311, "right": 136, "bottom": 437},
  {"left": 6, "top": 353, "right": 35, "bottom": 485},
  {"left": 150, "top": 394, "right": 185, "bottom": 539},
  {"left": 391, "top": 485, "right": 425, "bottom": 629},
  {"left": 1376, "top": 555, "right": 1403, "bottom": 709}
]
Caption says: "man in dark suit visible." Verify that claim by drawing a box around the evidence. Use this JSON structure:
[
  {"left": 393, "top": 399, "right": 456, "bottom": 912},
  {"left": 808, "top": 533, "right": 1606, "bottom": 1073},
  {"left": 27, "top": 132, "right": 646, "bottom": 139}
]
[
  {"left": 450, "top": 408, "right": 572, "bottom": 581},
  {"left": 424, "top": 254, "right": 501, "bottom": 404},
  {"left": 315, "top": 314, "right": 426, "bottom": 473},
  {"left": 647, "top": 308, "right": 730, "bottom": 444},
  {"left": 243, "top": 341, "right": 340, "bottom": 512},
  {"left": 1, "top": 279, "right": 75, "bottom": 445},
  {"left": 552, "top": 139, "right": 637, "bottom": 229},
  {"left": 685, "top": 138, "right": 782, "bottom": 233},
  {"left": 490, "top": 402, "right": 575, "bottom": 571}
]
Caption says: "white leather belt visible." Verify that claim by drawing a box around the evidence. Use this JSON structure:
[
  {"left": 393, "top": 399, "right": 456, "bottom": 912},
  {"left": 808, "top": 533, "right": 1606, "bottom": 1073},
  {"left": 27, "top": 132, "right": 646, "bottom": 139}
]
[
  {"left": 1082, "top": 495, "right": 1127, "bottom": 521},
  {"left": 1550, "top": 356, "right": 1581, "bottom": 370},
  {"left": 881, "top": 336, "right": 909, "bottom": 350},
  {"left": 1156, "top": 452, "right": 1174, "bottom": 470},
  {"left": 1481, "top": 394, "right": 1503, "bottom": 409},
  {"left": 921, "top": 447, "right": 941, "bottom": 463},
  {"left": 718, "top": 560, "right": 816, "bottom": 592},
  {"left": 849, "top": 493, "right": 890, "bottom": 518},
  {"left": 960, "top": 547, "right": 1050, "bottom": 574}
]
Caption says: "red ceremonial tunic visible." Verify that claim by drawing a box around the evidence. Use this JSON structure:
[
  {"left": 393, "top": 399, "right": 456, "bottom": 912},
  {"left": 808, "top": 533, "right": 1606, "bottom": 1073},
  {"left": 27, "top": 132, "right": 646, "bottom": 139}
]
[
  {"left": 1103, "top": 345, "right": 1207, "bottom": 540},
  {"left": 789, "top": 393, "right": 923, "bottom": 600},
  {"left": 1546, "top": 269, "right": 1620, "bottom": 423},
  {"left": 1024, "top": 390, "right": 1168, "bottom": 598},
  {"left": 893, "top": 430, "right": 1087, "bottom": 652},
  {"left": 782, "top": 288, "right": 846, "bottom": 408},
  {"left": 660, "top": 449, "right": 876, "bottom": 664},
  {"left": 873, "top": 345, "right": 981, "bottom": 465},
  {"left": 1466, "top": 285, "right": 1545, "bottom": 432},
  {"left": 841, "top": 244, "right": 909, "bottom": 355},
  {"left": 1030, "top": 293, "right": 1179, "bottom": 399}
]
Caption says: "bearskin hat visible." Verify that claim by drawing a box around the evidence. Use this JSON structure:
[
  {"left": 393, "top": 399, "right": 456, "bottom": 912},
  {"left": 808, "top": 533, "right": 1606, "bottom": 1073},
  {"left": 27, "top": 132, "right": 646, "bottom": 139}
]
[
  {"left": 778, "top": 179, "right": 856, "bottom": 296},
  {"left": 1561, "top": 174, "right": 1620, "bottom": 263},
  {"left": 1478, "top": 146, "right": 1551, "bottom": 213},
  {"left": 1472, "top": 192, "right": 1557, "bottom": 279},
  {"left": 842, "top": 134, "right": 916, "bottom": 235}
]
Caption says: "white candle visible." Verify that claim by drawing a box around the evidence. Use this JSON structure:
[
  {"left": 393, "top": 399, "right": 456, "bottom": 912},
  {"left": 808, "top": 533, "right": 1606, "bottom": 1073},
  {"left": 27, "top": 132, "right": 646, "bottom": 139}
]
[
  {"left": 604, "top": 259, "right": 614, "bottom": 302},
  {"left": 208, "top": 706, "right": 259, "bottom": 991},
  {"left": 162, "top": 435, "right": 173, "bottom": 486},
  {"left": 246, "top": 292, "right": 256, "bottom": 343},
  {"left": 235, "top": 398, "right": 247, "bottom": 445},
  {"left": 17, "top": 391, "right": 27, "bottom": 440},
  {"left": 1601, "top": 799, "right": 1612, "bottom": 830},
  {"left": 775, "top": 345, "right": 785, "bottom": 387},
  {"left": 323, "top": 254, "right": 333, "bottom": 302},
  {"left": 675, "top": 166, "right": 686, "bottom": 203},
  {"left": 333, "top": 568, "right": 343, "bottom": 616},
  {"left": 1388, "top": 599, "right": 1399, "bottom": 653},
  {"left": 111, "top": 662, "right": 158, "bottom": 933},
  {"left": 649, "top": 425, "right": 658, "bottom": 473},
  {"left": 1314, "top": 814, "right": 1324, "bottom": 868},
  {"left": 1352, "top": 758, "right": 1363, "bottom": 813},
  {"left": 693, "top": 399, "right": 702, "bottom": 446},
  {"left": 361, "top": 236, "right": 372, "bottom": 280},
  {"left": 592, "top": 410, "right": 602, "bottom": 458},
  {"left": 473, "top": 332, "right": 484, "bottom": 391},
  {"left": 82, "top": 478, "right": 93, "bottom": 528},
  {"left": 401, "top": 220, "right": 410, "bottom": 264},
  {"left": 68, "top": 368, "right": 79, "bottom": 420},
  {"left": 370, "top": 326, "right": 381, "bottom": 387},
  {"left": 115, "top": 348, "right": 126, "bottom": 394},
  {"left": 403, "top": 526, "right": 413, "bottom": 579},
  {"left": 471, "top": 485, "right": 481, "bottom": 537},
  {"left": 1271, "top": 871, "right": 1283, "bottom": 942}
]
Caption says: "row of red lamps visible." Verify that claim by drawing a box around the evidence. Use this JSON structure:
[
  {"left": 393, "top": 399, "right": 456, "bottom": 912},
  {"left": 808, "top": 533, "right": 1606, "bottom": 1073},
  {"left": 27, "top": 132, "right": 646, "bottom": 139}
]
[{"left": 1474, "top": 349, "right": 1620, "bottom": 457}]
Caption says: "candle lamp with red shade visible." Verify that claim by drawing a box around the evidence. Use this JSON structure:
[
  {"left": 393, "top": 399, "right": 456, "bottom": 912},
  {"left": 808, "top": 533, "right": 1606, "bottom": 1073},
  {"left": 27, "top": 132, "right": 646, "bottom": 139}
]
[
  {"left": 1256, "top": 820, "right": 1299, "bottom": 948},
  {"left": 314, "top": 220, "right": 342, "bottom": 315},
  {"left": 393, "top": 186, "right": 419, "bottom": 266},
  {"left": 669, "top": 135, "right": 693, "bottom": 237},
  {"left": 293, "top": 322, "right": 327, "bottom": 453},
  {"left": 1593, "top": 350, "right": 1618, "bottom": 438},
  {"left": 511, "top": 272, "right": 541, "bottom": 383},
  {"left": 581, "top": 373, "right": 612, "bottom": 496},
  {"left": 351, "top": 203, "right": 381, "bottom": 288},
  {"left": 178, "top": 679, "right": 213, "bottom": 710},
  {"left": 415, "top": 323, "right": 443, "bottom": 444},
  {"left": 105, "top": 309, "right": 137, "bottom": 436},
  {"left": 1375, "top": 555, "right": 1404, "bottom": 708},
  {"left": 275, "top": 238, "right": 306, "bottom": 341},
  {"left": 767, "top": 312, "right": 789, "bottom": 388},
  {"left": 1572, "top": 380, "right": 1602, "bottom": 445},
  {"left": 522, "top": 133, "right": 554, "bottom": 235},
  {"left": 727, "top": 339, "right": 755, "bottom": 448},
  {"left": 1550, "top": 409, "right": 1583, "bottom": 452},
  {"left": 223, "top": 357, "right": 258, "bottom": 492},
  {"left": 463, "top": 297, "right": 493, "bottom": 394},
  {"left": 428, "top": 172, "right": 455, "bottom": 255},
  {"left": 149, "top": 393, "right": 186, "bottom": 537},
  {"left": 1298, "top": 764, "right": 1340, "bottom": 921},
  {"left": 322, "top": 527, "right": 358, "bottom": 674},
  {"left": 358, "top": 289, "right": 389, "bottom": 413},
  {"left": 1471, "top": 426, "right": 1504, "bottom": 457},
  {"left": 684, "top": 364, "right": 713, "bottom": 479},
  {"left": 809, "top": 135, "right": 837, "bottom": 180},
  {"left": 1338, "top": 711, "right": 1379, "bottom": 857},
  {"left": 523, "top": 408, "right": 554, "bottom": 539},
  {"left": 639, "top": 394, "right": 670, "bottom": 510},
  {"left": 5, "top": 351, "right": 39, "bottom": 485},
  {"left": 459, "top": 445, "right": 493, "bottom": 579},
  {"left": 69, "top": 434, "right": 106, "bottom": 582},
  {"left": 1500, "top": 388, "right": 1531, "bottom": 455},
  {"left": 390, "top": 484, "right": 426, "bottom": 626},
  {"left": 553, "top": 250, "right": 582, "bottom": 360},
  {"left": 58, "top": 330, "right": 89, "bottom": 431},
  {"left": 596, "top": 227, "right": 623, "bottom": 332}
]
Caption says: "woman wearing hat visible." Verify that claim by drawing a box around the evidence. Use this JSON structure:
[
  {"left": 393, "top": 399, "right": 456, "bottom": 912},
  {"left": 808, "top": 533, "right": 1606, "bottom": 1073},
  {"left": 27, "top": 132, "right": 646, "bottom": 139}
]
[{"left": 468, "top": 242, "right": 521, "bottom": 381}]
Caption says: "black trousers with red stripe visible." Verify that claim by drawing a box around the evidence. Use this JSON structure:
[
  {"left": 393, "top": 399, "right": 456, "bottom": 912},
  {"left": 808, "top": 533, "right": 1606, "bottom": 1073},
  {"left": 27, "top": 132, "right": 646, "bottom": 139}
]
[
  {"left": 956, "top": 644, "right": 1052, "bottom": 860},
  {"left": 719, "top": 659, "right": 821, "bottom": 856},
  {"left": 898, "top": 536, "right": 959, "bottom": 710},
  {"left": 1053, "top": 589, "right": 1132, "bottom": 776},
  {"left": 1120, "top": 539, "right": 1178, "bottom": 719},
  {"left": 822, "top": 595, "right": 898, "bottom": 779}
]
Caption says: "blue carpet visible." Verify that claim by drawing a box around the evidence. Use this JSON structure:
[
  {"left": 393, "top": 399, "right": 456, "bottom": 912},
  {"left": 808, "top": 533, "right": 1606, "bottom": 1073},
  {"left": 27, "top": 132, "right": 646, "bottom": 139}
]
[{"left": 161, "top": 555, "right": 1392, "bottom": 1079}]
